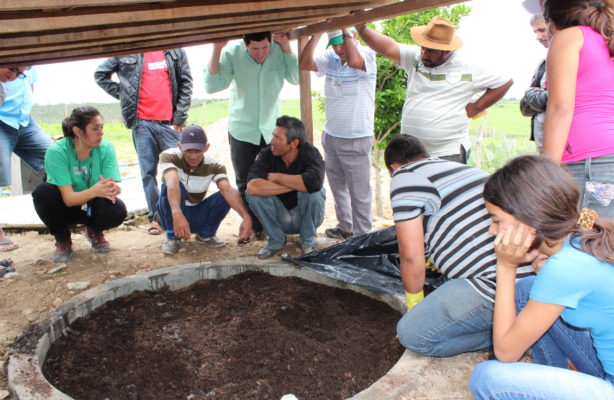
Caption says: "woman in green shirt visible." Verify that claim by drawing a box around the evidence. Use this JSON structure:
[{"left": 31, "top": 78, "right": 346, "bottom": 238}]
[{"left": 32, "top": 106, "right": 127, "bottom": 262}]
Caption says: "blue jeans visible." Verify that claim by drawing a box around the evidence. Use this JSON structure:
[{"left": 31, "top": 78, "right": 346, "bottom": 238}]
[
  {"left": 396, "top": 278, "right": 494, "bottom": 357},
  {"left": 157, "top": 183, "right": 230, "bottom": 241},
  {"left": 246, "top": 189, "right": 326, "bottom": 249},
  {"left": 0, "top": 118, "right": 52, "bottom": 187},
  {"left": 132, "top": 119, "right": 180, "bottom": 222},
  {"left": 515, "top": 276, "right": 605, "bottom": 377},
  {"left": 564, "top": 154, "right": 614, "bottom": 220},
  {"left": 469, "top": 276, "right": 614, "bottom": 400},
  {"left": 470, "top": 361, "right": 614, "bottom": 400}
]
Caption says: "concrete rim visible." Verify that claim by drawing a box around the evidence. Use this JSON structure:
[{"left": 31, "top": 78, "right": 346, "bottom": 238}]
[{"left": 8, "top": 260, "right": 412, "bottom": 400}]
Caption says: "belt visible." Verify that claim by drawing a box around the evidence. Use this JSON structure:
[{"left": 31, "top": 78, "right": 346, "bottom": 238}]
[{"left": 139, "top": 118, "right": 171, "bottom": 125}]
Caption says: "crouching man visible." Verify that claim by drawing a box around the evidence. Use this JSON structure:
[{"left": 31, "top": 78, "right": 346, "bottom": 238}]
[
  {"left": 246, "top": 116, "right": 325, "bottom": 259},
  {"left": 157, "top": 125, "right": 252, "bottom": 254},
  {"left": 385, "top": 135, "right": 532, "bottom": 357}
]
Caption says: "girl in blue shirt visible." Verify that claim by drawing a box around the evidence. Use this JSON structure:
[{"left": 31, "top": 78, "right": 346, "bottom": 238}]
[{"left": 470, "top": 155, "right": 614, "bottom": 400}]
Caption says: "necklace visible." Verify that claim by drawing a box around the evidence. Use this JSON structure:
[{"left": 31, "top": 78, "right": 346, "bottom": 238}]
[{"left": 72, "top": 140, "right": 93, "bottom": 187}]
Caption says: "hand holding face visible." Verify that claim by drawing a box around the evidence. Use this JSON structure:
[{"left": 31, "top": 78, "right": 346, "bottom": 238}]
[{"left": 494, "top": 223, "right": 539, "bottom": 268}]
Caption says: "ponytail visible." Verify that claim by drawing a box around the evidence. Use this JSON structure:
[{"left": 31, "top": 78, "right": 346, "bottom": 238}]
[
  {"left": 571, "top": 218, "right": 614, "bottom": 264},
  {"left": 61, "top": 106, "right": 101, "bottom": 138}
]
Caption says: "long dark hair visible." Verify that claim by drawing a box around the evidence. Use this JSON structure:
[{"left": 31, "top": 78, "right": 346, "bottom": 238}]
[
  {"left": 484, "top": 155, "right": 614, "bottom": 264},
  {"left": 543, "top": 0, "right": 614, "bottom": 57},
  {"left": 61, "top": 106, "right": 101, "bottom": 138}
]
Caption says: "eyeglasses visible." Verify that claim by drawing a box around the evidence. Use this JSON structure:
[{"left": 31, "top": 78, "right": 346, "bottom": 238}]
[{"left": 8, "top": 67, "right": 30, "bottom": 78}]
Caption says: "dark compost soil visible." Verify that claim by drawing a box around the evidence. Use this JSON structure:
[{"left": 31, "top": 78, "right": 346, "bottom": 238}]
[{"left": 43, "top": 270, "right": 404, "bottom": 400}]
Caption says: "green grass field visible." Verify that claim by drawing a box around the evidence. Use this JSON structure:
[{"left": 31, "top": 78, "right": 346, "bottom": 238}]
[{"left": 33, "top": 98, "right": 534, "bottom": 171}]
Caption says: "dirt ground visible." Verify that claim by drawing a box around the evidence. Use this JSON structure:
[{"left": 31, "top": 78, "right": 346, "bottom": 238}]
[{"left": 0, "top": 122, "right": 397, "bottom": 399}]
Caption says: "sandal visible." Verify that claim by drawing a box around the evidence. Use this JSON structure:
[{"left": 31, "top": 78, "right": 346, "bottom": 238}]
[
  {"left": 0, "top": 238, "right": 19, "bottom": 252},
  {"left": 147, "top": 222, "right": 163, "bottom": 236},
  {"left": 0, "top": 265, "right": 16, "bottom": 278},
  {"left": 0, "top": 258, "right": 13, "bottom": 268}
]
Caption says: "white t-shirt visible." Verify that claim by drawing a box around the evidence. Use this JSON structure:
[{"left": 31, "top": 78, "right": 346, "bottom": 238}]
[
  {"left": 398, "top": 45, "right": 509, "bottom": 157},
  {"left": 314, "top": 44, "right": 376, "bottom": 138}
]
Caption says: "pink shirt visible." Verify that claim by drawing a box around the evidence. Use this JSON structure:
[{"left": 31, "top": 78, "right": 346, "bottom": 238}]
[
  {"left": 137, "top": 51, "right": 173, "bottom": 121},
  {"left": 564, "top": 26, "right": 614, "bottom": 163}
]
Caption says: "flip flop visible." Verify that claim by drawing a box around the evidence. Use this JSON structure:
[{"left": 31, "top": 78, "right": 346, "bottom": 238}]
[
  {"left": 147, "top": 223, "right": 163, "bottom": 236},
  {"left": 0, "top": 238, "right": 19, "bottom": 252}
]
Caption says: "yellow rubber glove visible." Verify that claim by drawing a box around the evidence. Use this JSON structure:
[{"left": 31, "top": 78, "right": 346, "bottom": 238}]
[{"left": 405, "top": 290, "right": 424, "bottom": 310}]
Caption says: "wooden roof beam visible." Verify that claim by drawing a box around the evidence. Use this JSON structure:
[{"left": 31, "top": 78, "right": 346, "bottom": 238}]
[{"left": 289, "top": 0, "right": 467, "bottom": 39}]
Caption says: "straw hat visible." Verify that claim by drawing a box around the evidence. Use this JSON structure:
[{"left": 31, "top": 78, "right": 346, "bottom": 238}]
[{"left": 410, "top": 16, "right": 463, "bottom": 51}]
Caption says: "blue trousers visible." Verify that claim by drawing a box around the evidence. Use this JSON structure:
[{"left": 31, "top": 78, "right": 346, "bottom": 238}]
[
  {"left": 396, "top": 278, "right": 494, "bottom": 357},
  {"left": 246, "top": 189, "right": 325, "bottom": 249},
  {"left": 132, "top": 119, "right": 179, "bottom": 222},
  {"left": 470, "top": 276, "right": 614, "bottom": 399},
  {"left": 157, "top": 183, "right": 230, "bottom": 241},
  {"left": 0, "top": 118, "right": 52, "bottom": 187}
]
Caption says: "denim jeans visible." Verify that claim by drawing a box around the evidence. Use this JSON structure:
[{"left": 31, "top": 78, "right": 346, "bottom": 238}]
[
  {"left": 157, "top": 182, "right": 230, "bottom": 241},
  {"left": 132, "top": 119, "right": 180, "bottom": 222},
  {"left": 246, "top": 189, "right": 326, "bottom": 249},
  {"left": 396, "top": 278, "right": 494, "bottom": 357},
  {"left": 515, "top": 276, "right": 605, "bottom": 377},
  {"left": 469, "top": 275, "right": 614, "bottom": 400},
  {"left": 470, "top": 361, "right": 614, "bottom": 400},
  {"left": 0, "top": 118, "right": 52, "bottom": 187},
  {"left": 564, "top": 154, "right": 614, "bottom": 220}
]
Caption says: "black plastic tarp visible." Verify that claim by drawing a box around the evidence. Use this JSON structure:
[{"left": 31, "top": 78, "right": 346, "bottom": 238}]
[{"left": 286, "top": 227, "right": 442, "bottom": 296}]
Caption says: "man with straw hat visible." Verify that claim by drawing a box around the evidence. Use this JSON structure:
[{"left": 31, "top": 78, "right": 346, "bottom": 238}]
[{"left": 357, "top": 16, "right": 513, "bottom": 164}]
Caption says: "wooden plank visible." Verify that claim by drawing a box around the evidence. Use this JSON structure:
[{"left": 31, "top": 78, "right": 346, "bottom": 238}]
[
  {"left": 0, "top": 7, "right": 344, "bottom": 49},
  {"left": 0, "top": 0, "right": 169, "bottom": 11},
  {"left": 0, "top": 18, "right": 322, "bottom": 57},
  {"left": 0, "top": 0, "right": 388, "bottom": 33},
  {"left": 0, "top": 21, "right": 309, "bottom": 66},
  {"left": 297, "top": 37, "right": 314, "bottom": 143},
  {"left": 289, "top": 0, "right": 467, "bottom": 39}
]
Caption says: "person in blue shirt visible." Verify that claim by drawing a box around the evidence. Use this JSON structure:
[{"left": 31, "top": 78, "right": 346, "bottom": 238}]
[{"left": 470, "top": 155, "right": 614, "bottom": 399}]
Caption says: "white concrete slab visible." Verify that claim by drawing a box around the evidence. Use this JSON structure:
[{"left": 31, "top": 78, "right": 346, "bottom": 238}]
[{"left": 0, "top": 177, "right": 148, "bottom": 228}]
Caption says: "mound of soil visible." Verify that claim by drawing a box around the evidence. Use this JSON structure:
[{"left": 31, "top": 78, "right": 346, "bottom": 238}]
[{"left": 43, "top": 271, "right": 403, "bottom": 400}]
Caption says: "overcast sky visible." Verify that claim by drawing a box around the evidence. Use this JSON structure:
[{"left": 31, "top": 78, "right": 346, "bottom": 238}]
[{"left": 32, "top": 0, "right": 545, "bottom": 105}]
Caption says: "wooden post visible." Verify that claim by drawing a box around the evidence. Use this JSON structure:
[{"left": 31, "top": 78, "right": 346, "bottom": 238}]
[{"left": 297, "top": 36, "right": 313, "bottom": 144}]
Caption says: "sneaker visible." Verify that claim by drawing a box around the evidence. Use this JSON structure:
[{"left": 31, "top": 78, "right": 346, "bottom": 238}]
[
  {"left": 195, "top": 234, "right": 226, "bottom": 248},
  {"left": 86, "top": 227, "right": 111, "bottom": 253},
  {"left": 325, "top": 228, "right": 353, "bottom": 240},
  {"left": 161, "top": 239, "right": 180, "bottom": 255},
  {"left": 0, "top": 258, "right": 13, "bottom": 268},
  {"left": 53, "top": 239, "right": 74, "bottom": 263},
  {"left": 257, "top": 244, "right": 283, "bottom": 259}
]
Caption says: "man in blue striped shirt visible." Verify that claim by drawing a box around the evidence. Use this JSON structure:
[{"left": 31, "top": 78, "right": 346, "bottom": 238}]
[{"left": 385, "top": 134, "right": 532, "bottom": 357}]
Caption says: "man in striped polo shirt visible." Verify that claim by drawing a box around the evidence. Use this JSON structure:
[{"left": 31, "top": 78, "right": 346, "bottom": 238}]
[
  {"left": 385, "top": 135, "right": 532, "bottom": 357},
  {"left": 358, "top": 16, "right": 512, "bottom": 164},
  {"left": 299, "top": 28, "right": 376, "bottom": 239},
  {"left": 157, "top": 125, "right": 252, "bottom": 255}
]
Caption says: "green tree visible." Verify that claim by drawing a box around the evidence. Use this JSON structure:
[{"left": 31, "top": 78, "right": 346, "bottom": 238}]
[{"left": 369, "top": 5, "right": 472, "bottom": 216}]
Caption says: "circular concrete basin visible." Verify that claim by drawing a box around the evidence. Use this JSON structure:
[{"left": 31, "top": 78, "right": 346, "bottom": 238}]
[{"left": 8, "top": 260, "right": 412, "bottom": 400}]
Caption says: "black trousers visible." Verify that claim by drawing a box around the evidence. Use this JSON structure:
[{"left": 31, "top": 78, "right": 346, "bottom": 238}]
[
  {"left": 32, "top": 183, "right": 127, "bottom": 242},
  {"left": 228, "top": 133, "right": 267, "bottom": 233}
]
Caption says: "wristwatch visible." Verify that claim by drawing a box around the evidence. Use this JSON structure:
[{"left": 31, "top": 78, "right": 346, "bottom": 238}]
[{"left": 343, "top": 33, "right": 353, "bottom": 39}]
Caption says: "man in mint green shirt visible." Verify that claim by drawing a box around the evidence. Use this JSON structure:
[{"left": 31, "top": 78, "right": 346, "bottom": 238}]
[{"left": 205, "top": 31, "right": 299, "bottom": 236}]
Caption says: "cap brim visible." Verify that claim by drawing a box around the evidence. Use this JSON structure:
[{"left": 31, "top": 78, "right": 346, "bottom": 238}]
[
  {"left": 410, "top": 26, "right": 463, "bottom": 51},
  {"left": 181, "top": 143, "right": 205, "bottom": 152}
]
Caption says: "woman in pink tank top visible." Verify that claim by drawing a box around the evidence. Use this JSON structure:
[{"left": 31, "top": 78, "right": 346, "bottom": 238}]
[{"left": 542, "top": 0, "right": 614, "bottom": 219}]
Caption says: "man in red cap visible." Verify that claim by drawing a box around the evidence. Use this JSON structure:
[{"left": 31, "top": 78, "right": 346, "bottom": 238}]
[
  {"left": 157, "top": 125, "right": 252, "bottom": 254},
  {"left": 357, "top": 16, "right": 513, "bottom": 164}
]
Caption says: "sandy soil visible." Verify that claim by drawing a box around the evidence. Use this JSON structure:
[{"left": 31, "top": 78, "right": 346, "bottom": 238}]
[{"left": 0, "top": 121, "right": 397, "bottom": 399}]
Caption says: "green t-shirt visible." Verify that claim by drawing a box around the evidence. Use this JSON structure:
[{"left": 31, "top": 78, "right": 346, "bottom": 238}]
[{"left": 45, "top": 138, "right": 121, "bottom": 192}]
